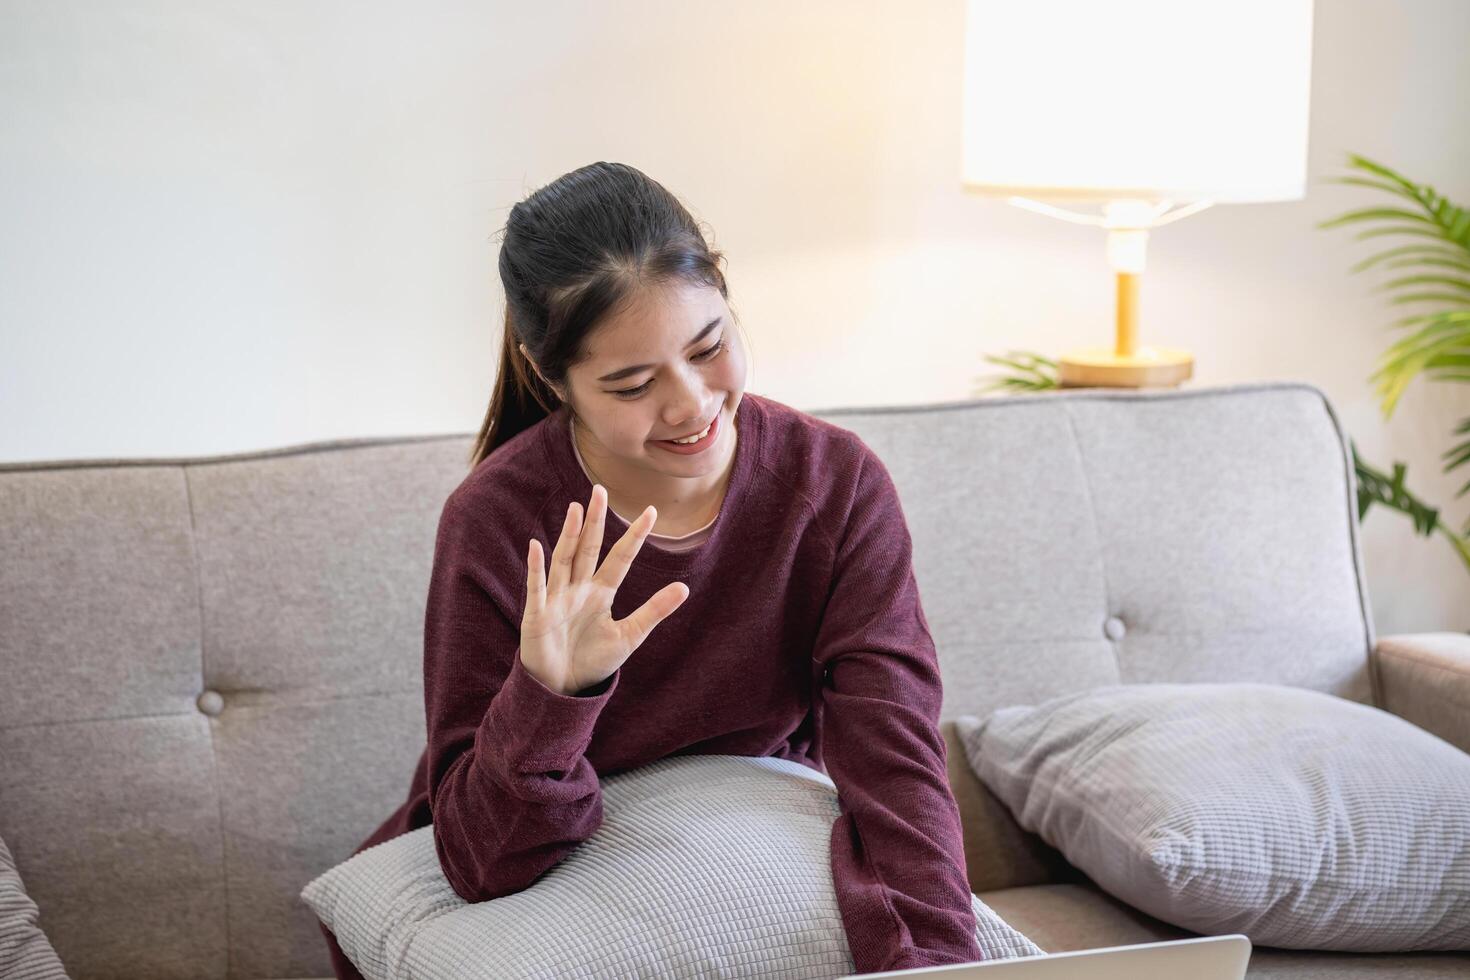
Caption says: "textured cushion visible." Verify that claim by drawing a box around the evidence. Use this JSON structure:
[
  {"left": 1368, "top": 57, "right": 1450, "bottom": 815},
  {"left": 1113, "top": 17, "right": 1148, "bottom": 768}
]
[
  {"left": 0, "top": 835, "right": 69, "bottom": 980},
  {"left": 954, "top": 683, "right": 1470, "bottom": 952},
  {"left": 301, "top": 754, "right": 1043, "bottom": 978}
]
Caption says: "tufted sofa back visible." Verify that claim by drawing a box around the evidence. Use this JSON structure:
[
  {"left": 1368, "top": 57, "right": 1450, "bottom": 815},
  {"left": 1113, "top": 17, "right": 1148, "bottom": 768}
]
[{"left": 0, "top": 381, "right": 1376, "bottom": 979}]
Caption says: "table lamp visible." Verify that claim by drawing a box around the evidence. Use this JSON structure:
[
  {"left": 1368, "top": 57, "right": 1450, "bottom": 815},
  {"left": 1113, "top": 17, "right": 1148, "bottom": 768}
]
[{"left": 961, "top": 0, "right": 1315, "bottom": 388}]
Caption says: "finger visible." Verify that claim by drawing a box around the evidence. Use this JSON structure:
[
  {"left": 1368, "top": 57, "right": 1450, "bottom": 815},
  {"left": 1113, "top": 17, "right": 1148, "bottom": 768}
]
[
  {"left": 570, "top": 484, "right": 607, "bottom": 584},
  {"left": 524, "top": 538, "right": 545, "bottom": 619},
  {"left": 616, "top": 580, "right": 689, "bottom": 651},
  {"left": 593, "top": 504, "right": 655, "bottom": 593},
  {"left": 547, "top": 500, "right": 582, "bottom": 596}
]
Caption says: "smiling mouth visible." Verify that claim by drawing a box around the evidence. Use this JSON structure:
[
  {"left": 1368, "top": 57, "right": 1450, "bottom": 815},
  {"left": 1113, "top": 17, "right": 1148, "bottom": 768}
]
[{"left": 657, "top": 409, "right": 719, "bottom": 443}]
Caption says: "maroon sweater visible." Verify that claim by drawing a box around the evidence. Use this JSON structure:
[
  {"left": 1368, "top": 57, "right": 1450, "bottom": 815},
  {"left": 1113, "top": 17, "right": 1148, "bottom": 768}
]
[{"left": 347, "top": 392, "right": 981, "bottom": 974}]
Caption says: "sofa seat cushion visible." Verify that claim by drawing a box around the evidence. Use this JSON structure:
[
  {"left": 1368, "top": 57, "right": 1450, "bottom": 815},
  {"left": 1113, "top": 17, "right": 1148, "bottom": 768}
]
[{"left": 980, "top": 883, "right": 1470, "bottom": 978}]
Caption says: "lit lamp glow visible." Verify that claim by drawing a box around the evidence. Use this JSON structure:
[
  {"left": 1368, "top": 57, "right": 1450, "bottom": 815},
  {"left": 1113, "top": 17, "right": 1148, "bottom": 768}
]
[{"left": 961, "top": 0, "right": 1315, "bottom": 387}]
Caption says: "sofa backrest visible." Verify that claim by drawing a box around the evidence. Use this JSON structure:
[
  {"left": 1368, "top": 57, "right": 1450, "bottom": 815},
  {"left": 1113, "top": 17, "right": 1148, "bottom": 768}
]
[{"left": 0, "top": 381, "right": 1376, "bottom": 979}]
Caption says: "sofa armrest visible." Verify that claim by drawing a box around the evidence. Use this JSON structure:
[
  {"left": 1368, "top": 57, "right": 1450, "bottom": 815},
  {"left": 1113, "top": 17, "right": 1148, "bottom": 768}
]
[{"left": 1373, "top": 632, "right": 1470, "bottom": 755}]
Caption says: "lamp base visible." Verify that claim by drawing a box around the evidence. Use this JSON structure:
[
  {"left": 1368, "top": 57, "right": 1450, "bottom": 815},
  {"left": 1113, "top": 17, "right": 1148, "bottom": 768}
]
[{"left": 1057, "top": 346, "right": 1194, "bottom": 389}]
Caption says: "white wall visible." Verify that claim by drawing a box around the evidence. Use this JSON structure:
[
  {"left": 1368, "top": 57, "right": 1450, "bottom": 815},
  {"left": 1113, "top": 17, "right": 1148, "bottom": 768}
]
[{"left": 2, "top": 0, "right": 1467, "bottom": 634}]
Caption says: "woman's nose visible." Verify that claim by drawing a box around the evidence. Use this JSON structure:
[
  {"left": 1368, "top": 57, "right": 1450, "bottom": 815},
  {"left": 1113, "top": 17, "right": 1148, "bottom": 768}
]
[{"left": 661, "top": 370, "right": 707, "bottom": 427}]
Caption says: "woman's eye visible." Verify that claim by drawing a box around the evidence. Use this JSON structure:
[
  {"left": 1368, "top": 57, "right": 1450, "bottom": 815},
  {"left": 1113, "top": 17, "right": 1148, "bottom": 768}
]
[
  {"left": 613, "top": 380, "right": 652, "bottom": 399},
  {"left": 610, "top": 340, "right": 727, "bottom": 400}
]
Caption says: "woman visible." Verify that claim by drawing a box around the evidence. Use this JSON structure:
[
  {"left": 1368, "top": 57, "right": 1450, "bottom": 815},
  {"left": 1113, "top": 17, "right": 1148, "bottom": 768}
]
[{"left": 320, "top": 161, "right": 981, "bottom": 977}]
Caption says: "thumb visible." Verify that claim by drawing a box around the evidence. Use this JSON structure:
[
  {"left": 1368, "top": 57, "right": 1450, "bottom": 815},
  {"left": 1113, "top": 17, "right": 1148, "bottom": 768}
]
[{"left": 618, "top": 582, "right": 689, "bottom": 650}]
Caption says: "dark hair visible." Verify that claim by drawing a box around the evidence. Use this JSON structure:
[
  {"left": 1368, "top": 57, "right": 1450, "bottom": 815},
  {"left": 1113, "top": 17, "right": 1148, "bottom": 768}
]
[{"left": 469, "top": 162, "right": 738, "bottom": 468}]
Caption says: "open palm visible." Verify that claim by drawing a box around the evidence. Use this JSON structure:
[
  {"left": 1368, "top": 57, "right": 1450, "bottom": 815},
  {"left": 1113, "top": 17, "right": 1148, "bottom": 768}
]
[{"left": 520, "top": 484, "right": 689, "bottom": 696}]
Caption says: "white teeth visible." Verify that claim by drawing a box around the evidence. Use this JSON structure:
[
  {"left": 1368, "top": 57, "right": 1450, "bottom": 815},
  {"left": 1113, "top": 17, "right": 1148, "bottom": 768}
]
[{"left": 669, "top": 421, "right": 711, "bottom": 444}]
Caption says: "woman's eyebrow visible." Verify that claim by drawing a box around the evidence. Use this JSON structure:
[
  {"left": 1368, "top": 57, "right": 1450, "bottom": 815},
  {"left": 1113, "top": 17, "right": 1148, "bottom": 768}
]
[{"left": 596, "top": 316, "right": 724, "bottom": 382}]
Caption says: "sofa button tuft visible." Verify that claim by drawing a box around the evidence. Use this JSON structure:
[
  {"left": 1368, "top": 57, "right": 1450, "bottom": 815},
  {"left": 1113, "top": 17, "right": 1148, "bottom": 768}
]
[
  {"left": 197, "top": 689, "right": 225, "bottom": 716},
  {"left": 1104, "top": 616, "right": 1127, "bottom": 641}
]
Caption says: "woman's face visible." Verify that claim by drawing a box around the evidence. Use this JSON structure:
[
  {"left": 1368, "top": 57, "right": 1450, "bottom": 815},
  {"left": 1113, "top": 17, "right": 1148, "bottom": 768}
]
[{"left": 555, "top": 280, "right": 747, "bottom": 483}]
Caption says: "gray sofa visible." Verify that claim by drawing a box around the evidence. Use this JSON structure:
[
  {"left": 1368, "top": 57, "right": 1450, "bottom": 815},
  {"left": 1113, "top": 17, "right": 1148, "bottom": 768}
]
[{"left": 1, "top": 380, "right": 1466, "bottom": 979}]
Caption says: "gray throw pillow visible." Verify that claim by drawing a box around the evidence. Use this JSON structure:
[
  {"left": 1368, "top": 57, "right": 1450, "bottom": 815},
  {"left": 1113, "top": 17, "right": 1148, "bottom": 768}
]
[
  {"left": 0, "top": 834, "right": 70, "bottom": 980},
  {"left": 303, "top": 754, "right": 1042, "bottom": 979},
  {"left": 954, "top": 683, "right": 1470, "bottom": 952}
]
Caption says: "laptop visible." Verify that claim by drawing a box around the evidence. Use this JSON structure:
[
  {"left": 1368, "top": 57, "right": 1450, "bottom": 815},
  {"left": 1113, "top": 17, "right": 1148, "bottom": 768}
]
[{"left": 842, "top": 935, "right": 1252, "bottom": 979}]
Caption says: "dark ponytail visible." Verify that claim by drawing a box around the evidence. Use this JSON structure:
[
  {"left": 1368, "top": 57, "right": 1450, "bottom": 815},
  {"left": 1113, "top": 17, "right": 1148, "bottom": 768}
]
[{"left": 468, "top": 162, "right": 734, "bottom": 469}]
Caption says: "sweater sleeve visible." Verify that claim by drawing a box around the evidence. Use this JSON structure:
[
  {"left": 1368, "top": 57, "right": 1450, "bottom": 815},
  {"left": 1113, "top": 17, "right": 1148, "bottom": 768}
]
[
  {"left": 812, "top": 449, "right": 982, "bottom": 975},
  {"left": 423, "top": 495, "right": 620, "bottom": 903}
]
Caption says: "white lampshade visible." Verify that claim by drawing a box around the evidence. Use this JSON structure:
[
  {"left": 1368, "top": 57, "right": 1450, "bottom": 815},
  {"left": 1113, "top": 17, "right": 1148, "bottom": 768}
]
[{"left": 961, "top": 0, "right": 1314, "bottom": 203}]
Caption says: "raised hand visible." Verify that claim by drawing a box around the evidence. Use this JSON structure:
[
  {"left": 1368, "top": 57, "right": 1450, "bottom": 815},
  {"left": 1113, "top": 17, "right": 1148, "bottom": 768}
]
[{"left": 519, "top": 484, "right": 689, "bottom": 696}]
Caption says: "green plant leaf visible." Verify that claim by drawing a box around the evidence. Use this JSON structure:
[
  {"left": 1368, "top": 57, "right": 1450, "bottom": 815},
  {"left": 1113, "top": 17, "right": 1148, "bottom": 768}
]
[
  {"left": 1443, "top": 439, "right": 1470, "bottom": 472},
  {"left": 1320, "top": 176, "right": 1420, "bottom": 200},
  {"left": 1378, "top": 274, "right": 1470, "bottom": 295},
  {"left": 1352, "top": 244, "right": 1470, "bottom": 274},
  {"left": 1389, "top": 310, "right": 1470, "bottom": 330},
  {"left": 1370, "top": 333, "right": 1464, "bottom": 376},
  {"left": 1318, "top": 207, "right": 1435, "bottom": 229},
  {"left": 1330, "top": 157, "right": 1470, "bottom": 253},
  {"left": 1381, "top": 256, "right": 1470, "bottom": 275},
  {"left": 1352, "top": 444, "right": 1440, "bottom": 535},
  {"left": 975, "top": 376, "right": 1056, "bottom": 394},
  {"left": 1328, "top": 156, "right": 1470, "bottom": 562},
  {"left": 1379, "top": 317, "right": 1470, "bottom": 356},
  {"left": 975, "top": 349, "right": 1059, "bottom": 394},
  {"left": 999, "top": 349, "right": 1057, "bottom": 367},
  {"left": 985, "top": 353, "right": 1051, "bottom": 374},
  {"left": 1343, "top": 155, "right": 1422, "bottom": 195},
  {"left": 1436, "top": 202, "right": 1470, "bottom": 242},
  {"left": 1353, "top": 225, "right": 1452, "bottom": 242},
  {"left": 1386, "top": 291, "right": 1470, "bottom": 307},
  {"left": 1449, "top": 422, "right": 1470, "bottom": 516},
  {"left": 1371, "top": 319, "right": 1470, "bottom": 415}
]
